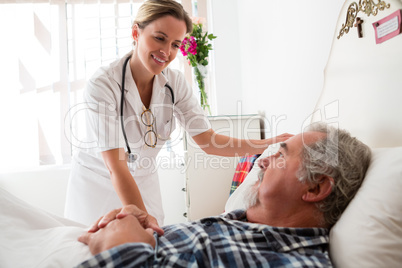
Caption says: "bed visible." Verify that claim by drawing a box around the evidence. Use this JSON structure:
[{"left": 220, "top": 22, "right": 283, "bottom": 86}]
[
  {"left": 226, "top": 0, "right": 402, "bottom": 267},
  {"left": 1, "top": 0, "right": 402, "bottom": 267}
]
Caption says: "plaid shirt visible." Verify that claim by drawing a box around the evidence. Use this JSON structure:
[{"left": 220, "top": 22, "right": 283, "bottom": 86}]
[{"left": 77, "top": 210, "right": 332, "bottom": 268}]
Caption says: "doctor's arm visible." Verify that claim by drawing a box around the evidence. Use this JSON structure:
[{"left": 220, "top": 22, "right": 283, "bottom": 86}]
[
  {"left": 191, "top": 129, "right": 293, "bottom": 156},
  {"left": 101, "top": 148, "right": 149, "bottom": 216}
]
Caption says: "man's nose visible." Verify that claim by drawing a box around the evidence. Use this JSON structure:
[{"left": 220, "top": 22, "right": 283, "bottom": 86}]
[{"left": 258, "top": 157, "right": 271, "bottom": 170}]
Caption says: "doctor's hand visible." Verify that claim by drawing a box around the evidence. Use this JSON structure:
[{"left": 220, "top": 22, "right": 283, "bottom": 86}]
[
  {"left": 79, "top": 214, "right": 156, "bottom": 255},
  {"left": 265, "top": 133, "right": 294, "bottom": 145},
  {"left": 87, "top": 205, "right": 164, "bottom": 236}
]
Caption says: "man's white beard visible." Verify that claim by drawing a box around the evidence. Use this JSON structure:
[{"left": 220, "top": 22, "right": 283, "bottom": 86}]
[
  {"left": 244, "top": 176, "right": 262, "bottom": 209},
  {"left": 244, "top": 186, "right": 258, "bottom": 209}
]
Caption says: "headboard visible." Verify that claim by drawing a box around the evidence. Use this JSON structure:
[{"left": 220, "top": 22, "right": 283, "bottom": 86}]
[{"left": 312, "top": 0, "right": 402, "bottom": 148}]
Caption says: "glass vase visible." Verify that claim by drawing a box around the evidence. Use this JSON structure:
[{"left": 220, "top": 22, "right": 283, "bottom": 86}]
[{"left": 193, "top": 64, "right": 211, "bottom": 115}]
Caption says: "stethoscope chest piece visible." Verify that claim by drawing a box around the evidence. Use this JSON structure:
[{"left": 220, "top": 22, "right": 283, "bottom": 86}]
[{"left": 127, "top": 153, "right": 137, "bottom": 163}]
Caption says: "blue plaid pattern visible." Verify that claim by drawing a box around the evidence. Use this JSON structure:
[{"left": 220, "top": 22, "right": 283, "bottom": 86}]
[{"left": 77, "top": 210, "right": 332, "bottom": 268}]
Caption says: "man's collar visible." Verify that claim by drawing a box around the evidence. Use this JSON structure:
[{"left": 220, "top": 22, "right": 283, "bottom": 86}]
[
  {"left": 222, "top": 209, "right": 329, "bottom": 253},
  {"left": 262, "top": 226, "right": 329, "bottom": 253}
]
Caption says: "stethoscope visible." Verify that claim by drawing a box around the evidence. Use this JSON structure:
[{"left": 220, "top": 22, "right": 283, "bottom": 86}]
[{"left": 120, "top": 54, "right": 175, "bottom": 163}]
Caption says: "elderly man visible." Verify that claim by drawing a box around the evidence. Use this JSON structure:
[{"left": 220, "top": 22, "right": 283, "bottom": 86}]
[{"left": 77, "top": 123, "right": 371, "bottom": 267}]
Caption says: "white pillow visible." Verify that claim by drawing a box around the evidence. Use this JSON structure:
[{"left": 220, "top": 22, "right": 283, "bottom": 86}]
[
  {"left": 224, "top": 143, "right": 280, "bottom": 212},
  {"left": 330, "top": 147, "right": 402, "bottom": 267}
]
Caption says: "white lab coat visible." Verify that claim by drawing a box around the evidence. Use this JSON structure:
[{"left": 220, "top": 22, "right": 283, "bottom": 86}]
[{"left": 65, "top": 52, "right": 210, "bottom": 226}]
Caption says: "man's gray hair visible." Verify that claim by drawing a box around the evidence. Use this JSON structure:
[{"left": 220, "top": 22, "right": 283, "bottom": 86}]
[{"left": 297, "top": 123, "right": 372, "bottom": 228}]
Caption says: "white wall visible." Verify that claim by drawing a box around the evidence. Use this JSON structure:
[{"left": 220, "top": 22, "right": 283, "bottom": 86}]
[
  {"left": 210, "top": 0, "right": 344, "bottom": 135},
  {"left": 207, "top": 0, "right": 242, "bottom": 116}
]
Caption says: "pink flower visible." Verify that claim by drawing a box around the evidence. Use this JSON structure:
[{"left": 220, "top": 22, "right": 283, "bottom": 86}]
[
  {"left": 180, "top": 36, "right": 197, "bottom": 57},
  {"left": 180, "top": 41, "right": 188, "bottom": 56},
  {"left": 187, "top": 36, "right": 197, "bottom": 55}
]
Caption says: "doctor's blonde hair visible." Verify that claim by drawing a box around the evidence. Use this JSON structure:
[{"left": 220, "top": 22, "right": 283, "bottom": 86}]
[{"left": 132, "top": 0, "right": 192, "bottom": 45}]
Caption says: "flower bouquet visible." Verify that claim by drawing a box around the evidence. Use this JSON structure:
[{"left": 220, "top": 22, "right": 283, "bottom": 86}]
[{"left": 180, "top": 17, "right": 217, "bottom": 114}]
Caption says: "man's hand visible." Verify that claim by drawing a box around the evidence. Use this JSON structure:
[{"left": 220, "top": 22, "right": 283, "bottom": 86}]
[
  {"left": 87, "top": 205, "right": 164, "bottom": 236},
  {"left": 78, "top": 215, "right": 156, "bottom": 255}
]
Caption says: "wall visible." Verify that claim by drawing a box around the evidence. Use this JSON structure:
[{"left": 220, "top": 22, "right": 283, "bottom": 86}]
[
  {"left": 210, "top": 0, "right": 345, "bottom": 135},
  {"left": 207, "top": 0, "right": 243, "bottom": 115}
]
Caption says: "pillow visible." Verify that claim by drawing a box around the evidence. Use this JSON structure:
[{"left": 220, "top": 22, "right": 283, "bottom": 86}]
[
  {"left": 225, "top": 143, "right": 280, "bottom": 212},
  {"left": 330, "top": 147, "right": 402, "bottom": 267}
]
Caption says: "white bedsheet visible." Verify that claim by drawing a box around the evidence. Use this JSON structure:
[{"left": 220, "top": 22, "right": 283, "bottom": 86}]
[{"left": 0, "top": 187, "right": 92, "bottom": 268}]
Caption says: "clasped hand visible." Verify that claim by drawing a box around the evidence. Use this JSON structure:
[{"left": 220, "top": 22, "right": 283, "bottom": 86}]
[{"left": 78, "top": 205, "right": 164, "bottom": 255}]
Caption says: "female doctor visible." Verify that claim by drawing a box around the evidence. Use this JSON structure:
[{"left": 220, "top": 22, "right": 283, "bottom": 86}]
[{"left": 64, "top": 0, "right": 292, "bottom": 227}]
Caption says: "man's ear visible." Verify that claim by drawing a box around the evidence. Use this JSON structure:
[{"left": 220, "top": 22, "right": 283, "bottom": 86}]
[{"left": 302, "top": 175, "right": 334, "bottom": 203}]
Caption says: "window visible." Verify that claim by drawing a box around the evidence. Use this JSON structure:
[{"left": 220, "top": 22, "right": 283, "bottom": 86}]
[{"left": 0, "top": 0, "right": 198, "bottom": 170}]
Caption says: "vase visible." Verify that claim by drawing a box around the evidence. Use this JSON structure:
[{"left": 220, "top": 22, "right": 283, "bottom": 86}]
[{"left": 193, "top": 64, "right": 211, "bottom": 115}]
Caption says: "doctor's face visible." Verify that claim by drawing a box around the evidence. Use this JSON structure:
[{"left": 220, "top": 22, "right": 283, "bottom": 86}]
[{"left": 132, "top": 15, "right": 187, "bottom": 75}]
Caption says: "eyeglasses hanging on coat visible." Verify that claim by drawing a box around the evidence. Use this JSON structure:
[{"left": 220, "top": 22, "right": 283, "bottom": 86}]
[{"left": 120, "top": 55, "right": 175, "bottom": 163}]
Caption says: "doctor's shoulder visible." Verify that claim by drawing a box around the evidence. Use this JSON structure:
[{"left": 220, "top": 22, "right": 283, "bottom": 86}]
[
  {"left": 162, "top": 67, "right": 190, "bottom": 94},
  {"left": 85, "top": 59, "right": 121, "bottom": 102}
]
